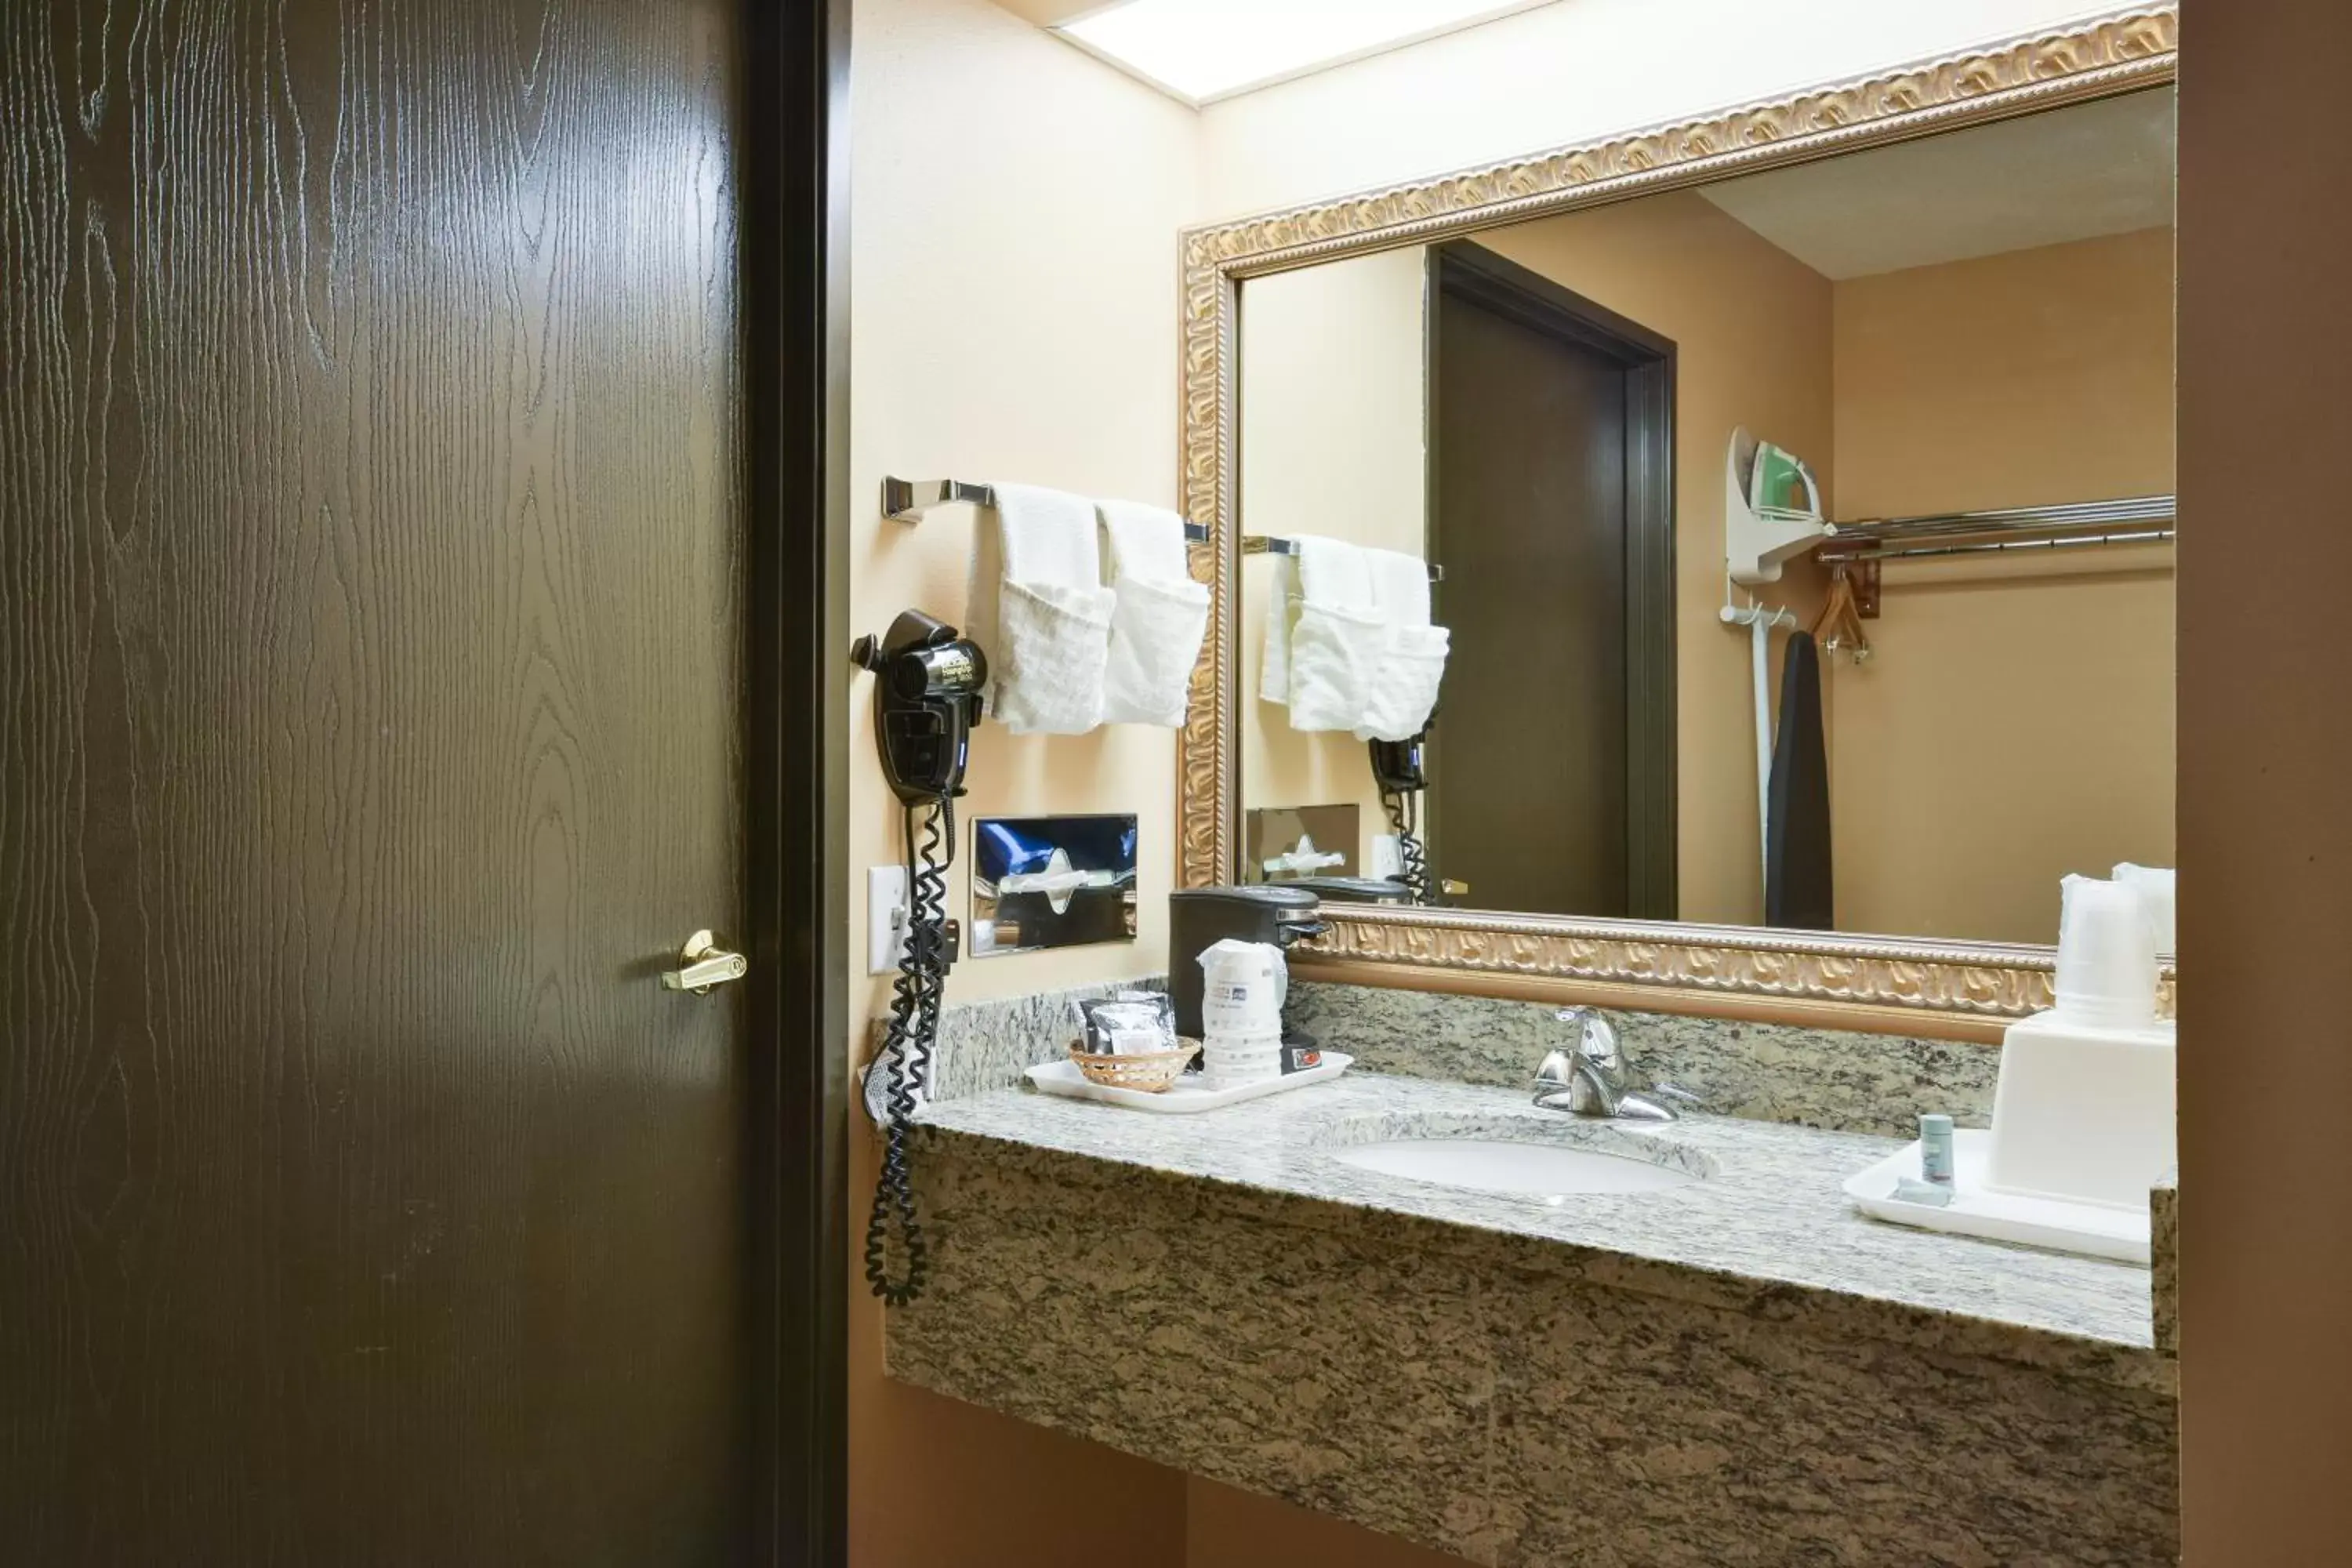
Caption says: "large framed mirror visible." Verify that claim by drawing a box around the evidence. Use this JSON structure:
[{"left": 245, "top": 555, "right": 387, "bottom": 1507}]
[{"left": 1177, "top": 8, "right": 2179, "bottom": 1038}]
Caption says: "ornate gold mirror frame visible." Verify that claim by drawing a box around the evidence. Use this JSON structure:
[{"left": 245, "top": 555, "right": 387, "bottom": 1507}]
[{"left": 1174, "top": 5, "right": 2179, "bottom": 1042}]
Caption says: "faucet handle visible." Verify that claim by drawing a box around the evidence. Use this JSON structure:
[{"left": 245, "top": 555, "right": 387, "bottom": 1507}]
[{"left": 1553, "top": 1007, "right": 1621, "bottom": 1069}]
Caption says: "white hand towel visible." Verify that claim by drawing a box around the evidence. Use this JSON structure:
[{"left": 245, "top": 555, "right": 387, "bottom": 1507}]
[
  {"left": 1095, "top": 499, "right": 1209, "bottom": 728},
  {"left": 1260, "top": 535, "right": 1382, "bottom": 731},
  {"left": 967, "top": 482, "right": 1114, "bottom": 735},
  {"left": 1355, "top": 546, "right": 1449, "bottom": 742}
]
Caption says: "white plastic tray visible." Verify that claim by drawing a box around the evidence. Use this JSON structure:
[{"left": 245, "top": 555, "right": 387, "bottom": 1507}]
[
  {"left": 1025, "top": 1052, "right": 1352, "bottom": 1114},
  {"left": 1843, "top": 1130, "right": 2150, "bottom": 1264}
]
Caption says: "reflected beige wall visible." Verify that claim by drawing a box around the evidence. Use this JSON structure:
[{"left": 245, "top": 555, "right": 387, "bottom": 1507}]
[
  {"left": 1239, "top": 249, "right": 1428, "bottom": 869},
  {"left": 1240, "top": 194, "right": 1835, "bottom": 923},
  {"left": 1237, "top": 216, "right": 2176, "bottom": 942},
  {"left": 1474, "top": 198, "right": 1835, "bottom": 925},
  {"left": 1828, "top": 229, "right": 2176, "bottom": 943}
]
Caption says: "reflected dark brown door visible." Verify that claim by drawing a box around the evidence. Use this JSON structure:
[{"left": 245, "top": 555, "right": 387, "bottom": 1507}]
[
  {"left": 1, "top": 1, "right": 768, "bottom": 1559},
  {"left": 1428, "top": 242, "right": 1675, "bottom": 920}
]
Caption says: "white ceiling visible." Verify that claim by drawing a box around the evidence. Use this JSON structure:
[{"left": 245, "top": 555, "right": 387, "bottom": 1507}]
[{"left": 1698, "top": 88, "right": 2176, "bottom": 280}]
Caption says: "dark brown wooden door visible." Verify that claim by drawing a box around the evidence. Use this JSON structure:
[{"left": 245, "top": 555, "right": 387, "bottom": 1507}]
[
  {"left": 2, "top": 2, "right": 757, "bottom": 1560},
  {"left": 1432, "top": 286, "right": 1632, "bottom": 916}
]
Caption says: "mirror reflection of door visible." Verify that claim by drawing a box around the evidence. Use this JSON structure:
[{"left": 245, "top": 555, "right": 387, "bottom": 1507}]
[{"left": 1428, "top": 243, "right": 1676, "bottom": 920}]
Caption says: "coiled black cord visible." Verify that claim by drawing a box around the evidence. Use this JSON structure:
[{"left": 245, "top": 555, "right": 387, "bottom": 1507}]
[
  {"left": 1382, "top": 787, "right": 1430, "bottom": 905},
  {"left": 864, "top": 796, "right": 954, "bottom": 1305}
]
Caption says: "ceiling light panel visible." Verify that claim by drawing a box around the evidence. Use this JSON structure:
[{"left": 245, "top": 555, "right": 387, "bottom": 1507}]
[{"left": 1058, "top": 0, "right": 1556, "bottom": 107}]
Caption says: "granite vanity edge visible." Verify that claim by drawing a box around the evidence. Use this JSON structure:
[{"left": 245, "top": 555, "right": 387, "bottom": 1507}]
[
  {"left": 913, "top": 1118, "right": 2173, "bottom": 1396},
  {"left": 2151, "top": 1171, "right": 2179, "bottom": 1356}
]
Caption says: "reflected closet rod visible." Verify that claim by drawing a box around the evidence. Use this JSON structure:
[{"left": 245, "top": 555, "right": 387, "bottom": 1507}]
[
  {"left": 1243, "top": 534, "right": 1443, "bottom": 582},
  {"left": 1820, "top": 493, "right": 2176, "bottom": 562},
  {"left": 883, "top": 477, "right": 1210, "bottom": 542}
]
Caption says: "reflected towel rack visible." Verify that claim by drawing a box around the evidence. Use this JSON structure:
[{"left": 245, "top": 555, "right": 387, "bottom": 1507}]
[
  {"left": 1243, "top": 534, "right": 1443, "bottom": 582},
  {"left": 883, "top": 476, "right": 1210, "bottom": 543},
  {"left": 1818, "top": 494, "right": 2176, "bottom": 563}
]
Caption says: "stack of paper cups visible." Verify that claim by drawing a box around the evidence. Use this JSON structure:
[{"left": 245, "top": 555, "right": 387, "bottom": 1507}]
[
  {"left": 1198, "top": 938, "right": 1286, "bottom": 1089},
  {"left": 2053, "top": 873, "right": 2159, "bottom": 1028},
  {"left": 1200, "top": 1031, "right": 1283, "bottom": 1090}
]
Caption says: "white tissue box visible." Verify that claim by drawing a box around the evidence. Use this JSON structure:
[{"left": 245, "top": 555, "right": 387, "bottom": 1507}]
[{"left": 1984, "top": 1009, "right": 2176, "bottom": 1211}]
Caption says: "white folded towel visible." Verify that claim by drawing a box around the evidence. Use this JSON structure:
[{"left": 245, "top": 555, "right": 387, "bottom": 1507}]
[
  {"left": 1095, "top": 499, "right": 1210, "bottom": 728},
  {"left": 1260, "top": 535, "right": 1384, "bottom": 731},
  {"left": 1354, "top": 546, "right": 1449, "bottom": 742},
  {"left": 967, "top": 483, "right": 1114, "bottom": 735}
]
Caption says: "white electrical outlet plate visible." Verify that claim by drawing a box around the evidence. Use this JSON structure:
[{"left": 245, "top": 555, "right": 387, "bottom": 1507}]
[
  {"left": 1370, "top": 834, "right": 1405, "bottom": 880},
  {"left": 867, "top": 865, "right": 909, "bottom": 975}
]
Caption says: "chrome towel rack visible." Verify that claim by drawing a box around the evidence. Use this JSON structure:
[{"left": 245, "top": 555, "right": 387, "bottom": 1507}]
[
  {"left": 1243, "top": 533, "right": 1443, "bottom": 582},
  {"left": 883, "top": 476, "right": 1210, "bottom": 543}
]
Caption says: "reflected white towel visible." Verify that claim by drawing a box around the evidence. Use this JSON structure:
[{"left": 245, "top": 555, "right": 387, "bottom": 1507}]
[
  {"left": 1355, "top": 546, "right": 1448, "bottom": 742},
  {"left": 1261, "top": 535, "right": 1381, "bottom": 731},
  {"left": 1096, "top": 499, "right": 1209, "bottom": 728},
  {"left": 967, "top": 483, "right": 1113, "bottom": 735}
]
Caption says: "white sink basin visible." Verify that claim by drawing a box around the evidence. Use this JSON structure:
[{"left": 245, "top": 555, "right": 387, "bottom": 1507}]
[{"left": 1332, "top": 1138, "right": 1701, "bottom": 1200}]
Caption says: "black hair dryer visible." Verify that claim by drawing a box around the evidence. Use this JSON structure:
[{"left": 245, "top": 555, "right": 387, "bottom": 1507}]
[
  {"left": 851, "top": 609, "right": 985, "bottom": 1307},
  {"left": 852, "top": 609, "right": 986, "bottom": 805}
]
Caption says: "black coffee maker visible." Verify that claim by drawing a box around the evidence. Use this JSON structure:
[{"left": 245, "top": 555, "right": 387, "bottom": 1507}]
[{"left": 1168, "top": 884, "right": 1326, "bottom": 1041}]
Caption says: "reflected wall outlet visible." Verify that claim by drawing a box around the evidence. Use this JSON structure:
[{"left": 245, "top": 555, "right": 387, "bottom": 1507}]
[{"left": 868, "top": 866, "right": 909, "bottom": 975}]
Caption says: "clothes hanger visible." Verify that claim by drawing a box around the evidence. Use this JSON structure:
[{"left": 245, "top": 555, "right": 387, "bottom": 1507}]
[{"left": 1813, "top": 564, "right": 1874, "bottom": 662}]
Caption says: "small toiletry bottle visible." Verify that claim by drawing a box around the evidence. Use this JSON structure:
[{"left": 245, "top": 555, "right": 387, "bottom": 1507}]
[{"left": 1918, "top": 1114, "right": 1956, "bottom": 1188}]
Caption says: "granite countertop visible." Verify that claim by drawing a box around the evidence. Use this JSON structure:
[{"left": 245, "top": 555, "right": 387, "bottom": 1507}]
[{"left": 916, "top": 1069, "right": 2165, "bottom": 1385}]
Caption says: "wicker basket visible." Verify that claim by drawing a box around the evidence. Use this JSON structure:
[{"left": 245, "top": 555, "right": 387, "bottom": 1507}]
[{"left": 1066, "top": 1040, "right": 1193, "bottom": 1094}]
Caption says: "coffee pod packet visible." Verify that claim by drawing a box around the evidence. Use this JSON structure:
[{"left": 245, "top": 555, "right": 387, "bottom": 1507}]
[{"left": 1076, "top": 992, "right": 1178, "bottom": 1056}]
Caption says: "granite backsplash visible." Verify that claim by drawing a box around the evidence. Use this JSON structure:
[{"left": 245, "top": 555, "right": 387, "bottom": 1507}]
[
  {"left": 896, "top": 973, "right": 2001, "bottom": 1142},
  {"left": 1286, "top": 981, "right": 2003, "bottom": 1139},
  {"left": 876, "top": 976, "right": 1167, "bottom": 1105}
]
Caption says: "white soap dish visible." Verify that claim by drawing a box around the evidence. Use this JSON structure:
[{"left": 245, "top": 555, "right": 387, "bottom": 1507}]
[
  {"left": 1026, "top": 1051, "right": 1351, "bottom": 1113},
  {"left": 1844, "top": 1130, "right": 2150, "bottom": 1264}
]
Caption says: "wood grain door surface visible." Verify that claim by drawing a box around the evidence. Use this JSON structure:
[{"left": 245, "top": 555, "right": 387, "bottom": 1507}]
[{"left": 2, "top": 1, "right": 757, "bottom": 1559}]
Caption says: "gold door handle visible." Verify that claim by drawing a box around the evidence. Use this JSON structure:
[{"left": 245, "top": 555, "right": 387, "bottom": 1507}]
[{"left": 661, "top": 930, "right": 747, "bottom": 994}]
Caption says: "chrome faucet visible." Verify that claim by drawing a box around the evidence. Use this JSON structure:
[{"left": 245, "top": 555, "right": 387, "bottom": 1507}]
[{"left": 1533, "top": 1008, "right": 1693, "bottom": 1122}]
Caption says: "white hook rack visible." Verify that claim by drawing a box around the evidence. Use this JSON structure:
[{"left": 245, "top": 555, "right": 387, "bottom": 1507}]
[{"left": 1720, "top": 574, "right": 1797, "bottom": 897}]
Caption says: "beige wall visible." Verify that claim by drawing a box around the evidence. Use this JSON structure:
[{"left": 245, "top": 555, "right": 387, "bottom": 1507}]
[
  {"left": 848, "top": 0, "right": 1194, "bottom": 1559},
  {"left": 1237, "top": 247, "right": 1428, "bottom": 868},
  {"left": 1185, "top": 1478, "right": 1471, "bottom": 1567},
  {"left": 1827, "top": 229, "right": 2176, "bottom": 943},
  {"left": 1475, "top": 195, "right": 1836, "bottom": 926},
  {"left": 2176, "top": 2, "right": 2352, "bottom": 1559}
]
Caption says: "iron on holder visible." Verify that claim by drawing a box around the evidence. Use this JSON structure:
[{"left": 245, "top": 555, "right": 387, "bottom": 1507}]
[
  {"left": 1724, "top": 427, "right": 1834, "bottom": 586},
  {"left": 883, "top": 475, "right": 1211, "bottom": 542}
]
